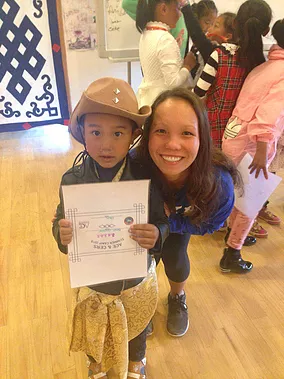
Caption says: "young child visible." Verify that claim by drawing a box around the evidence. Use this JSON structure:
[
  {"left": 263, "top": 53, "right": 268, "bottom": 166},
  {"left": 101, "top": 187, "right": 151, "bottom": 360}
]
[
  {"left": 180, "top": 0, "right": 272, "bottom": 149},
  {"left": 185, "top": 0, "right": 218, "bottom": 87},
  {"left": 52, "top": 77, "right": 169, "bottom": 379},
  {"left": 206, "top": 12, "right": 235, "bottom": 45},
  {"left": 135, "top": 0, "right": 196, "bottom": 107},
  {"left": 221, "top": 19, "right": 284, "bottom": 273},
  {"left": 179, "top": 1, "right": 234, "bottom": 71},
  {"left": 122, "top": 0, "right": 189, "bottom": 58}
]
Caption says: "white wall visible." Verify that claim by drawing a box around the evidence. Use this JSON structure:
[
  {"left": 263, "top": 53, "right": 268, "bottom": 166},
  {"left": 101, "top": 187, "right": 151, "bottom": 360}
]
[
  {"left": 215, "top": 0, "right": 282, "bottom": 20},
  {"left": 64, "top": 41, "right": 142, "bottom": 111}
]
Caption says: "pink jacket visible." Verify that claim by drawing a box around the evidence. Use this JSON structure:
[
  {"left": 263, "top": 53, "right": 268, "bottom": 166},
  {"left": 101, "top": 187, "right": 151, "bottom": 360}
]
[{"left": 222, "top": 45, "right": 284, "bottom": 165}]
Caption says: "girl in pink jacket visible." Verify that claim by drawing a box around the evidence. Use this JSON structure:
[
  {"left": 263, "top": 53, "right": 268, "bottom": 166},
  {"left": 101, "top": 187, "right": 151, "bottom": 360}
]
[{"left": 221, "top": 19, "right": 284, "bottom": 273}]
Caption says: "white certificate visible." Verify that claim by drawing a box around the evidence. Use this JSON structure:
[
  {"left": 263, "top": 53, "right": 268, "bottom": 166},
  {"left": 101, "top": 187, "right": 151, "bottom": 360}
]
[
  {"left": 234, "top": 154, "right": 282, "bottom": 218},
  {"left": 62, "top": 180, "right": 150, "bottom": 288}
]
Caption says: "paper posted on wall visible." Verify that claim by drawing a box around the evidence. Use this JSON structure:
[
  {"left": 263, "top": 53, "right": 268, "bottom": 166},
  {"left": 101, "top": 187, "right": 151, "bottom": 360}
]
[
  {"left": 234, "top": 154, "right": 282, "bottom": 219},
  {"left": 62, "top": 180, "right": 150, "bottom": 288}
]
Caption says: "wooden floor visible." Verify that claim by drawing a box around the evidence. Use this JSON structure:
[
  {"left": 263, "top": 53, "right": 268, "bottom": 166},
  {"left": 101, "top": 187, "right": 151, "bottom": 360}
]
[{"left": 1, "top": 125, "right": 284, "bottom": 379}]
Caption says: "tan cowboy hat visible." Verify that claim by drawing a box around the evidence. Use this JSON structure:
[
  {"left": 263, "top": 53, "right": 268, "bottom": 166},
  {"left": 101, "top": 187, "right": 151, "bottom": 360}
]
[{"left": 69, "top": 77, "right": 151, "bottom": 144}]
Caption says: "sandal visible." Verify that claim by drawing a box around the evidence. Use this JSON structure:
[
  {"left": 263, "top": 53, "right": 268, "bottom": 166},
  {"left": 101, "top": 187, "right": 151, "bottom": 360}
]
[
  {"left": 87, "top": 358, "right": 108, "bottom": 379},
  {"left": 249, "top": 220, "right": 268, "bottom": 238},
  {"left": 258, "top": 206, "right": 281, "bottom": 225},
  {"left": 127, "top": 358, "right": 146, "bottom": 379}
]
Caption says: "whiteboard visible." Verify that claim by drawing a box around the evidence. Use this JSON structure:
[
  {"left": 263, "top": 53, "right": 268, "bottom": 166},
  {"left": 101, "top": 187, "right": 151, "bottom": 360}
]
[
  {"left": 95, "top": 0, "right": 281, "bottom": 61},
  {"left": 96, "top": 0, "right": 140, "bottom": 60}
]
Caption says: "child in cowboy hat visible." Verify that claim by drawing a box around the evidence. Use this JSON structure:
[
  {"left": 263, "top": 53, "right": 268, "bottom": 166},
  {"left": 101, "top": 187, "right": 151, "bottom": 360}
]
[{"left": 52, "top": 77, "right": 169, "bottom": 379}]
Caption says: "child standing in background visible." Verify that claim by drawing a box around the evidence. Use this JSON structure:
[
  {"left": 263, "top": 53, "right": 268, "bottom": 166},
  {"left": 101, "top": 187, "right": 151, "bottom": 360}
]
[
  {"left": 122, "top": 0, "right": 189, "bottom": 57},
  {"left": 184, "top": 0, "right": 218, "bottom": 87},
  {"left": 52, "top": 77, "right": 169, "bottom": 379},
  {"left": 221, "top": 19, "right": 284, "bottom": 273},
  {"left": 135, "top": 0, "right": 196, "bottom": 107},
  {"left": 193, "top": 0, "right": 272, "bottom": 148}
]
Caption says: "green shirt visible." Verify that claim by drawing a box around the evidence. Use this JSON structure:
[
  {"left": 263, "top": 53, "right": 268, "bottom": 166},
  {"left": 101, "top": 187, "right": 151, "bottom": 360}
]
[{"left": 122, "top": 0, "right": 188, "bottom": 58}]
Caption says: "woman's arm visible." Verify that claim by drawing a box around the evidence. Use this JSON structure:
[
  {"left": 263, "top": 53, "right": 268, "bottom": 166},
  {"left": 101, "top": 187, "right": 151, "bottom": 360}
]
[
  {"left": 169, "top": 170, "right": 235, "bottom": 235},
  {"left": 179, "top": 0, "right": 214, "bottom": 62},
  {"left": 148, "top": 184, "right": 170, "bottom": 252},
  {"left": 194, "top": 49, "right": 218, "bottom": 98}
]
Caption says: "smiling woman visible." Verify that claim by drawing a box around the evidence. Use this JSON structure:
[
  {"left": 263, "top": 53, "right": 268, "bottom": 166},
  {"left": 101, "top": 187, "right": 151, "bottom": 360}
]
[
  {"left": 138, "top": 88, "right": 238, "bottom": 224},
  {"left": 148, "top": 97, "right": 200, "bottom": 184},
  {"left": 136, "top": 88, "right": 249, "bottom": 337}
]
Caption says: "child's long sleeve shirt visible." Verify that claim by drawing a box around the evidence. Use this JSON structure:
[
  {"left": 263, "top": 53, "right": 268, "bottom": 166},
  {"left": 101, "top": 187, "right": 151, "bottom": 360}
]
[{"left": 222, "top": 45, "right": 284, "bottom": 166}]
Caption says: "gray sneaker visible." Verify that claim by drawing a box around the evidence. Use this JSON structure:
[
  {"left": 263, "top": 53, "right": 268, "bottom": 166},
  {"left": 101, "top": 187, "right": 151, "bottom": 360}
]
[{"left": 167, "top": 292, "right": 189, "bottom": 337}]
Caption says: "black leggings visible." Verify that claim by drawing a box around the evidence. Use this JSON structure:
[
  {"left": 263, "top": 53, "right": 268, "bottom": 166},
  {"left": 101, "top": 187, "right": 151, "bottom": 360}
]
[
  {"left": 128, "top": 234, "right": 191, "bottom": 361},
  {"left": 157, "top": 233, "right": 191, "bottom": 283},
  {"left": 128, "top": 327, "right": 147, "bottom": 361}
]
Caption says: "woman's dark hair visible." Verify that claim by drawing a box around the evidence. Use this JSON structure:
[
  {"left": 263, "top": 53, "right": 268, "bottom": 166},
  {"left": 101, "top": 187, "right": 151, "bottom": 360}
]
[
  {"left": 136, "top": 0, "right": 174, "bottom": 33},
  {"left": 221, "top": 12, "right": 236, "bottom": 36},
  {"left": 191, "top": 0, "right": 217, "bottom": 20},
  {"left": 235, "top": 0, "right": 272, "bottom": 72},
  {"left": 272, "top": 19, "right": 284, "bottom": 49},
  {"left": 136, "top": 88, "right": 241, "bottom": 224}
]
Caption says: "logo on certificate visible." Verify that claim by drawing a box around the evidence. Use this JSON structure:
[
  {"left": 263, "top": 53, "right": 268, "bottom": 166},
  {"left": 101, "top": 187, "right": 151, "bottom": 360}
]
[{"left": 124, "top": 216, "right": 134, "bottom": 225}]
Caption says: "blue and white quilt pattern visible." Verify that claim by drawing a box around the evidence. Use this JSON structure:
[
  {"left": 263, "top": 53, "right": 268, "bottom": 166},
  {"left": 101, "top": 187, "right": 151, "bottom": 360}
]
[{"left": 0, "top": 0, "right": 69, "bottom": 132}]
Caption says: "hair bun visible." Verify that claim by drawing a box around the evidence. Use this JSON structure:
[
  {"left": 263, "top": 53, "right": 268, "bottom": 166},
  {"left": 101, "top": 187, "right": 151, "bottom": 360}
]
[{"left": 272, "top": 19, "right": 284, "bottom": 48}]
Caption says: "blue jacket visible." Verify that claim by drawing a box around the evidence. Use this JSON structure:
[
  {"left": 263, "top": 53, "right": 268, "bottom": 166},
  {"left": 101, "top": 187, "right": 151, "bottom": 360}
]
[{"left": 169, "top": 167, "right": 234, "bottom": 235}]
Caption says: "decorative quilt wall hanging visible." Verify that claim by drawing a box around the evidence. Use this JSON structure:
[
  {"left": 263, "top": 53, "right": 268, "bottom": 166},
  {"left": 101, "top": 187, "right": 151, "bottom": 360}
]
[{"left": 0, "top": 0, "right": 70, "bottom": 132}]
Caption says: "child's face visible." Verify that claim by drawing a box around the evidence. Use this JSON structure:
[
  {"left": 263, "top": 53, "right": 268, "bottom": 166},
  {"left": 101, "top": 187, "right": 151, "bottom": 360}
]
[
  {"left": 84, "top": 113, "right": 140, "bottom": 168},
  {"left": 208, "top": 16, "right": 231, "bottom": 43},
  {"left": 158, "top": 0, "right": 181, "bottom": 29},
  {"left": 199, "top": 10, "right": 217, "bottom": 33}
]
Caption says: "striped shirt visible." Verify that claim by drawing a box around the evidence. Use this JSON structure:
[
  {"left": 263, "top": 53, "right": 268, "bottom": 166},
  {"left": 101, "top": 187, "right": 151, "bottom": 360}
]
[
  {"left": 194, "top": 44, "right": 247, "bottom": 148},
  {"left": 194, "top": 49, "right": 219, "bottom": 98}
]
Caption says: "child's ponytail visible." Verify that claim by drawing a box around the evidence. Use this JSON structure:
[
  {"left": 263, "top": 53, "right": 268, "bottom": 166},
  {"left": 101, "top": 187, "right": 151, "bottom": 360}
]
[
  {"left": 136, "top": 0, "right": 151, "bottom": 33},
  {"left": 240, "top": 16, "right": 266, "bottom": 71},
  {"left": 235, "top": 0, "right": 272, "bottom": 73}
]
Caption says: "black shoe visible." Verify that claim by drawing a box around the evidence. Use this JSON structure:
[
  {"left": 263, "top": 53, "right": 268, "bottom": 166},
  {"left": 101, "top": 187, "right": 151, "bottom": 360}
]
[
  {"left": 167, "top": 292, "right": 189, "bottom": 337},
  {"left": 224, "top": 228, "right": 256, "bottom": 246},
  {"left": 220, "top": 248, "right": 253, "bottom": 273},
  {"left": 146, "top": 320, "right": 154, "bottom": 337},
  {"left": 243, "top": 235, "right": 257, "bottom": 246}
]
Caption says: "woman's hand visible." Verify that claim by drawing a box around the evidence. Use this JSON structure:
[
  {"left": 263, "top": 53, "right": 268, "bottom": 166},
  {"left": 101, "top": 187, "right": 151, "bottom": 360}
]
[
  {"left": 59, "top": 219, "right": 73, "bottom": 245},
  {"left": 248, "top": 141, "right": 269, "bottom": 179},
  {"left": 129, "top": 224, "right": 159, "bottom": 249},
  {"left": 176, "top": 29, "right": 185, "bottom": 48}
]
